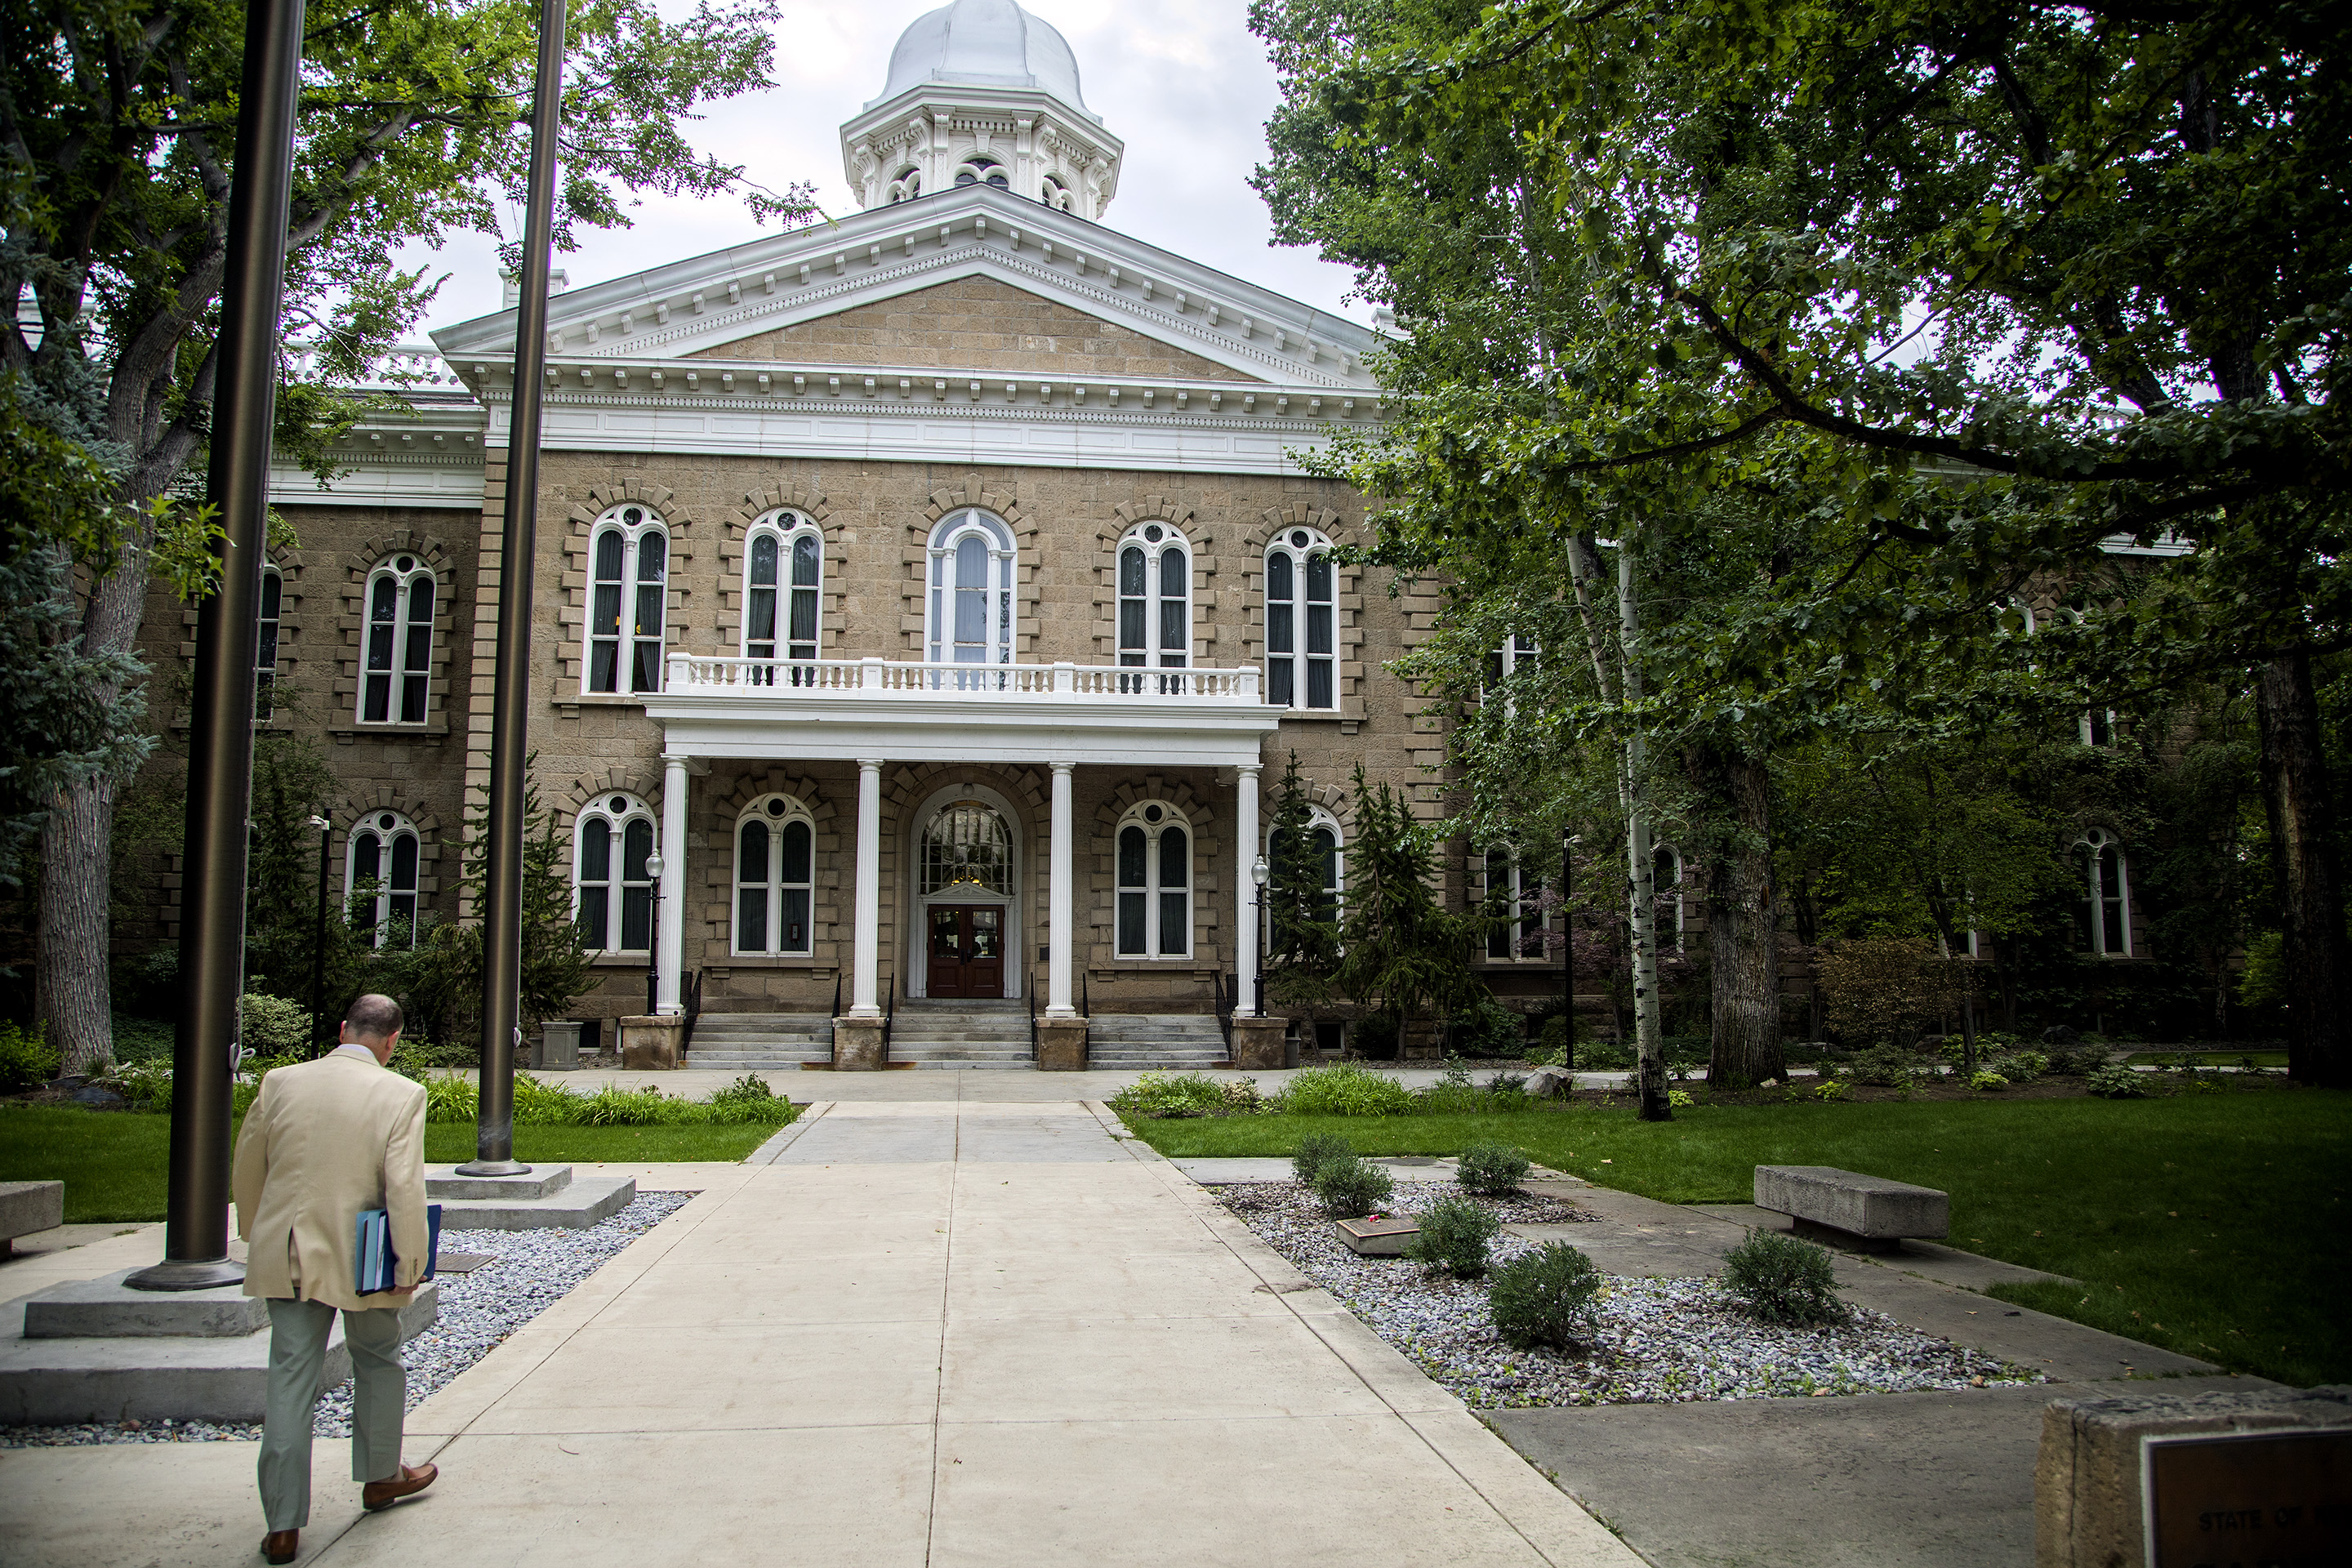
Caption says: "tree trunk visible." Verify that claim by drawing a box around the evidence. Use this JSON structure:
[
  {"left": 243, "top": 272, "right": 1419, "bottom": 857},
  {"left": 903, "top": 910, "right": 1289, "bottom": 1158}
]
[
  {"left": 1616, "top": 549, "right": 1670, "bottom": 1120},
  {"left": 36, "top": 774, "right": 119, "bottom": 1074},
  {"left": 1702, "top": 749, "right": 1784, "bottom": 1089},
  {"left": 2256, "top": 652, "right": 2351, "bottom": 1086}
]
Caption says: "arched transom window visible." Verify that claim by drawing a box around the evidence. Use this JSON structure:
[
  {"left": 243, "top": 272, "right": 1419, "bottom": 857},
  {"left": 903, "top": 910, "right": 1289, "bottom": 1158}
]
[
  {"left": 2078, "top": 828, "right": 2132, "bottom": 956},
  {"left": 1265, "top": 527, "right": 1335, "bottom": 710},
  {"left": 1117, "top": 522, "right": 1192, "bottom": 685},
  {"left": 887, "top": 167, "right": 921, "bottom": 204},
  {"left": 254, "top": 566, "right": 283, "bottom": 720},
  {"left": 585, "top": 505, "right": 668, "bottom": 695},
  {"left": 953, "top": 155, "right": 1010, "bottom": 189},
  {"left": 743, "top": 510, "right": 822, "bottom": 675},
  {"left": 921, "top": 804, "right": 1013, "bottom": 897},
  {"left": 925, "top": 510, "right": 1016, "bottom": 670},
  {"left": 347, "top": 809, "right": 421, "bottom": 950},
  {"left": 575, "top": 792, "right": 657, "bottom": 952},
  {"left": 1116, "top": 801, "right": 1192, "bottom": 958},
  {"left": 362, "top": 555, "right": 434, "bottom": 724},
  {"left": 734, "top": 795, "right": 815, "bottom": 956}
]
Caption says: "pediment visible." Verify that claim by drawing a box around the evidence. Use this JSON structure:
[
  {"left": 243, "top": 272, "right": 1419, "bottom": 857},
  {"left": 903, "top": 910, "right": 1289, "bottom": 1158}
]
[{"left": 690, "top": 277, "right": 1261, "bottom": 383}]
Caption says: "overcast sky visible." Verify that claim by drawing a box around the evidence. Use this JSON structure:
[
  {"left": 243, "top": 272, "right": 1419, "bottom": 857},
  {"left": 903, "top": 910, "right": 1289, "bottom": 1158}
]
[{"left": 403, "top": 0, "right": 1368, "bottom": 341}]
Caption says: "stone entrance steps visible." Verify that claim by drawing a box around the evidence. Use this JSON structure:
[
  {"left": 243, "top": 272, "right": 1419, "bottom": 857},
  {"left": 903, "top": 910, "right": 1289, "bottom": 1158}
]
[
  {"left": 1085, "top": 1013, "right": 1231, "bottom": 1071},
  {"left": 687, "top": 1013, "right": 833, "bottom": 1070},
  {"left": 890, "top": 999, "right": 1034, "bottom": 1069}
]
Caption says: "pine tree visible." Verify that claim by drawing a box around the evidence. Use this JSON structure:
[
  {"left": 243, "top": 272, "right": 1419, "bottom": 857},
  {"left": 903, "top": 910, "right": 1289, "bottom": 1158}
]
[
  {"left": 1333, "top": 764, "right": 1492, "bottom": 1053},
  {"left": 1264, "top": 752, "right": 1341, "bottom": 1013}
]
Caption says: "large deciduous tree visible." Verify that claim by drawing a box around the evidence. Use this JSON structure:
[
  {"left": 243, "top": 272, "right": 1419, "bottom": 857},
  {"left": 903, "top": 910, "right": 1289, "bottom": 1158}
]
[{"left": 4, "top": 0, "right": 812, "bottom": 1071}]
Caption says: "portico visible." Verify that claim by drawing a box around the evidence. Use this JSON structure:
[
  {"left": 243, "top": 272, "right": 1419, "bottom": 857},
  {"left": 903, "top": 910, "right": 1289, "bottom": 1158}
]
[{"left": 642, "top": 654, "right": 1282, "bottom": 1062}]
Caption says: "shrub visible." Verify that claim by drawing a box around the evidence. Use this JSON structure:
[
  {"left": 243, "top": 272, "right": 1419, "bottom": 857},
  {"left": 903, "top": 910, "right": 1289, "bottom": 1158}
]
[
  {"left": 1487, "top": 1070, "right": 1528, "bottom": 1094},
  {"left": 1487, "top": 1242, "right": 1602, "bottom": 1350},
  {"left": 2086, "top": 1064, "right": 2150, "bottom": 1098},
  {"left": 1722, "top": 1231, "right": 1846, "bottom": 1325},
  {"left": 1989, "top": 1049, "right": 2048, "bottom": 1083},
  {"left": 1277, "top": 1062, "right": 1415, "bottom": 1117},
  {"left": 105, "top": 1058, "right": 176, "bottom": 1111},
  {"left": 1349, "top": 1012, "right": 1400, "bottom": 1060},
  {"left": 1526, "top": 1015, "right": 1570, "bottom": 1068},
  {"left": 1107, "top": 1071, "right": 1230, "bottom": 1120},
  {"left": 1455, "top": 1139, "right": 1531, "bottom": 1196},
  {"left": 704, "top": 1073, "right": 797, "bottom": 1126},
  {"left": 1813, "top": 1079, "right": 1851, "bottom": 1102},
  {"left": 1575, "top": 1036, "right": 1635, "bottom": 1070},
  {"left": 1970, "top": 1071, "right": 2010, "bottom": 1092},
  {"left": 1312, "top": 1155, "right": 1396, "bottom": 1218},
  {"left": 1815, "top": 938, "right": 1959, "bottom": 1043},
  {"left": 1446, "top": 996, "right": 1524, "bottom": 1058},
  {"left": 1844, "top": 1045, "right": 1921, "bottom": 1088},
  {"left": 0, "top": 1022, "right": 62, "bottom": 1093},
  {"left": 1405, "top": 1195, "right": 1501, "bottom": 1277},
  {"left": 424, "top": 1074, "right": 481, "bottom": 1123},
  {"left": 238, "top": 993, "right": 314, "bottom": 1060},
  {"left": 112, "top": 1017, "right": 175, "bottom": 1065},
  {"left": 1291, "top": 1130, "right": 1356, "bottom": 1186},
  {"left": 2046, "top": 1044, "right": 2109, "bottom": 1076},
  {"left": 1667, "top": 1087, "right": 1695, "bottom": 1107}
]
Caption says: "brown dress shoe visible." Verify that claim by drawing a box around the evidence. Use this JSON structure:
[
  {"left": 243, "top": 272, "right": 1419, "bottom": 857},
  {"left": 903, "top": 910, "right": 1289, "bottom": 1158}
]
[
  {"left": 361, "top": 1461, "right": 438, "bottom": 1512},
  {"left": 261, "top": 1530, "right": 297, "bottom": 1564}
]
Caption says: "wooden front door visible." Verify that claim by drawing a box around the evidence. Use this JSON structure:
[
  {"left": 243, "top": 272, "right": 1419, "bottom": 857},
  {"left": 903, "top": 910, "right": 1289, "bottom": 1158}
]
[{"left": 928, "top": 905, "right": 1004, "bottom": 998}]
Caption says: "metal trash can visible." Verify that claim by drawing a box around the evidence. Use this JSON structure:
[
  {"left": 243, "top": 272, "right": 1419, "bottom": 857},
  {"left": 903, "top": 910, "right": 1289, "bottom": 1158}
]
[{"left": 539, "top": 1020, "right": 582, "bottom": 1072}]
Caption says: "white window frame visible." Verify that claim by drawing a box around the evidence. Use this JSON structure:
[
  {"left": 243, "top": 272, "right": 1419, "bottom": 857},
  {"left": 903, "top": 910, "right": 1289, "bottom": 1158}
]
[
  {"left": 1264, "top": 526, "right": 1337, "bottom": 710},
  {"left": 255, "top": 565, "right": 283, "bottom": 720},
  {"left": 733, "top": 794, "right": 816, "bottom": 956},
  {"left": 1266, "top": 808, "right": 1345, "bottom": 942},
  {"left": 953, "top": 154, "right": 1010, "bottom": 189},
  {"left": 742, "top": 510, "right": 824, "bottom": 679},
  {"left": 1115, "top": 801, "right": 1193, "bottom": 959},
  {"left": 924, "top": 510, "right": 1017, "bottom": 672},
  {"left": 1481, "top": 847, "right": 1548, "bottom": 960},
  {"left": 360, "top": 556, "right": 435, "bottom": 725},
  {"left": 1116, "top": 522, "right": 1192, "bottom": 688},
  {"left": 887, "top": 167, "right": 921, "bottom": 203},
  {"left": 574, "top": 792, "right": 659, "bottom": 953},
  {"left": 346, "top": 809, "right": 421, "bottom": 950},
  {"left": 583, "top": 505, "right": 670, "bottom": 696},
  {"left": 2078, "top": 827, "right": 2132, "bottom": 956}
]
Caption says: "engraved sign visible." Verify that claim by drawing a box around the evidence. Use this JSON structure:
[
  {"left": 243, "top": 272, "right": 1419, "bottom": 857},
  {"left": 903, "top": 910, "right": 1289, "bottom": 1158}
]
[{"left": 2142, "top": 1428, "right": 2352, "bottom": 1568}]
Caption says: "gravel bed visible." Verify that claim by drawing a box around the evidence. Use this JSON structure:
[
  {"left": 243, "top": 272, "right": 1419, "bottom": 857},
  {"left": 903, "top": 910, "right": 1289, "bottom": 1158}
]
[
  {"left": 2, "top": 1192, "right": 695, "bottom": 1449},
  {"left": 1218, "top": 1181, "right": 2042, "bottom": 1409}
]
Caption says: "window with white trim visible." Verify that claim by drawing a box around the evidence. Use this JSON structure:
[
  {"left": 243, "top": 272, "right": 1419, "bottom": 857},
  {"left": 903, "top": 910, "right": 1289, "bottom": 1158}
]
[
  {"left": 1042, "top": 172, "right": 1075, "bottom": 212},
  {"left": 1484, "top": 635, "right": 1538, "bottom": 689},
  {"left": 1116, "top": 802, "right": 1192, "bottom": 958},
  {"left": 585, "top": 506, "right": 668, "bottom": 694},
  {"left": 1653, "top": 844, "right": 1685, "bottom": 951},
  {"left": 1482, "top": 849, "right": 1546, "bottom": 960},
  {"left": 255, "top": 566, "right": 283, "bottom": 719},
  {"left": 361, "top": 556, "right": 434, "bottom": 724},
  {"left": 575, "top": 793, "right": 657, "bottom": 952},
  {"left": 1267, "top": 808, "right": 1344, "bottom": 942},
  {"left": 925, "top": 510, "right": 1016, "bottom": 671},
  {"left": 887, "top": 167, "right": 921, "bottom": 204},
  {"left": 2078, "top": 828, "right": 2132, "bottom": 956},
  {"left": 1265, "top": 527, "right": 1335, "bottom": 710},
  {"left": 953, "top": 154, "right": 1010, "bottom": 189},
  {"left": 733, "top": 795, "right": 815, "bottom": 956},
  {"left": 1116, "top": 522, "right": 1191, "bottom": 690},
  {"left": 743, "top": 511, "right": 822, "bottom": 682},
  {"left": 346, "top": 810, "right": 421, "bottom": 950}
]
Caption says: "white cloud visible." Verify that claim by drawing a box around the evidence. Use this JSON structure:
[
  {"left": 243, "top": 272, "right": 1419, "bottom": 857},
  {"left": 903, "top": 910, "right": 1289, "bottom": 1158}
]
[{"left": 399, "top": 0, "right": 1365, "bottom": 339}]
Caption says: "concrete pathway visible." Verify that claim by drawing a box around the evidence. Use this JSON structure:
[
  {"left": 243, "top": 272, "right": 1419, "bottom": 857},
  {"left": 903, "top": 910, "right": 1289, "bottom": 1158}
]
[{"left": 2, "top": 1099, "right": 1639, "bottom": 1567}]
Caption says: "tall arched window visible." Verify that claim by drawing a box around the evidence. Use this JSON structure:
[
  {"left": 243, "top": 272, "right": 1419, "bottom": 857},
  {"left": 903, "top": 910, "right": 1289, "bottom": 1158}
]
[
  {"left": 925, "top": 510, "right": 1016, "bottom": 674},
  {"left": 743, "top": 511, "right": 822, "bottom": 681},
  {"left": 1653, "top": 844, "right": 1685, "bottom": 951},
  {"left": 1116, "top": 802, "right": 1191, "bottom": 957},
  {"left": 734, "top": 795, "right": 815, "bottom": 956},
  {"left": 2078, "top": 828, "right": 2131, "bottom": 956},
  {"left": 346, "top": 810, "right": 421, "bottom": 949},
  {"left": 1116, "top": 522, "right": 1191, "bottom": 690},
  {"left": 1267, "top": 809, "right": 1343, "bottom": 942},
  {"left": 254, "top": 567, "right": 283, "bottom": 719},
  {"left": 575, "top": 793, "right": 657, "bottom": 951},
  {"left": 1484, "top": 848, "right": 1547, "bottom": 960},
  {"left": 361, "top": 556, "right": 434, "bottom": 724},
  {"left": 585, "top": 506, "right": 668, "bottom": 695},
  {"left": 1265, "top": 527, "right": 1335, "bottom": 710}
]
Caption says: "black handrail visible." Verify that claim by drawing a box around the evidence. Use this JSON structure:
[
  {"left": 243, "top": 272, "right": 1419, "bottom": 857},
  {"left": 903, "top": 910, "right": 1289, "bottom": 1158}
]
[
  {"left": 881, "top": 971, "right": 895, "bottom": 1062},
  {"left": 1028, "top": 969, "right": 1040, "bottom": 1059},
  {"left": 1213, "top": 972, "right": 1235, "bottom": 1056},
  {"left": 681, "top": 969, "right": 703, "bottom": 1057},
  {"left": 1081, "top": 971, "right": 1089, "bottom": 1017}
]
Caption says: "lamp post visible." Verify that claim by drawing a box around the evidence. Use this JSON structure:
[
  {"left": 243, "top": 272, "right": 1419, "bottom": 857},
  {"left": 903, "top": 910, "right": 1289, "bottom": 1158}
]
[
  {"left": 1250, "top": 853, "right": 1270, "bottom": 1018},
  {"left": 309, "top": 815, "right": 332, "bottom": 1058},
  {"left": 644, "top": 849, "right": 665, "bottom": 1018}
]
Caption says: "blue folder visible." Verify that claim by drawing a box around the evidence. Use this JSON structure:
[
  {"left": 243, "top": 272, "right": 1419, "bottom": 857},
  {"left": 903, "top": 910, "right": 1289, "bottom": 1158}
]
[{"left": 354, "top": 1203, "right": 442, "bottom": 1294}]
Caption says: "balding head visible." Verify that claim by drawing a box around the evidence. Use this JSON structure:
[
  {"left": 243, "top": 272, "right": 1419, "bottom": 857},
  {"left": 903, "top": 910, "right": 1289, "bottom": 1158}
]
[{"left": 341, "top": 994, "right": 404, "bottom": 1063}]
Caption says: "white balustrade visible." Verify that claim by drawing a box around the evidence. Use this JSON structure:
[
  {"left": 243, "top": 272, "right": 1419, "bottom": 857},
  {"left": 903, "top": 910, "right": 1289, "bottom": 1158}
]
[{"left": 662, "top": 655, "right": 1265, "bottom": 705}]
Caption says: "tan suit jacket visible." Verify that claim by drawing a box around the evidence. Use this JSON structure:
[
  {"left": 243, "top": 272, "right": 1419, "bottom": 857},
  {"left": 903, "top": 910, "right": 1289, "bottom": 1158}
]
[{"left": 233, "top": 1049, "right": 430, "bottom": 1311}]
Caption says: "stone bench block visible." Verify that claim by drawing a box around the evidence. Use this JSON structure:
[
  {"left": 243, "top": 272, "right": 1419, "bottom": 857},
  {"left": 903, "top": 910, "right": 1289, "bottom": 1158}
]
[
  {"left": 426, "top": 1165, "right": 574, "bottom": 1201},
  {"left": 1753, "top": 1165, "right": 1949, "bottom": 1248},
  {"left": 431, "top": 1175, "right": 635, "bottom": 1231},
  {"left": 22, "top": 1269, "right": 270, "bottom": 1339},
  {"left": 0, "top": 1180, "right": 65, "bottom": 1252},
  {"left": 1335, "top": 1217, "right": 1419, "bottom": 1256}
]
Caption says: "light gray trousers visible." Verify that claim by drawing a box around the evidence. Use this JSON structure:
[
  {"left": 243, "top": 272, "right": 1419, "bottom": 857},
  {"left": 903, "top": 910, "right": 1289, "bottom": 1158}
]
[{"left": 257, "top": 1298, "right": 406, "bottom": 1531}]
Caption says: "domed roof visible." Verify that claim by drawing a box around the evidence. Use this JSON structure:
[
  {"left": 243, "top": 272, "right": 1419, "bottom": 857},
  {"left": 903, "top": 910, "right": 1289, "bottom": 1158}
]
[{"left": 868, "top": 0, "right": 1096, "bottom": 122}]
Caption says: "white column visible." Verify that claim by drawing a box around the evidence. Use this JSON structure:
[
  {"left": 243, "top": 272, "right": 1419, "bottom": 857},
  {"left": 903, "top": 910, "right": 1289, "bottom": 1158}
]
[
  {"left": 1234, "top": 760, "right": 1263, "bottom": 1017},
  {"left": 1048, "top": 760, "right": 1076, "bottom": 1018},
  {"left": 850, "top": 757, "right": 884, "bottom": 1018},
  {"left": 657, "top": 752, "right": 688, "bottom": 1016}
]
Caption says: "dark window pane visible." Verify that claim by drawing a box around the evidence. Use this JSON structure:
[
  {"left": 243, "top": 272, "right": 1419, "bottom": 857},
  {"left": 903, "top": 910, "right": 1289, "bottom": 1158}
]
[
  {"left": 623, "top": 818, "right": 653, "bottom": 882},
  {"left": 1117, "top": 891, "right": 1146, "bottom": 955},
  {"left": 260, "top": 572, "right": 282, "bottom": 617},
  {"left": 580, "top": 818, "right": 610, "bottom": 881},
  {"left": 780, "top": 888, "right": 809, "bottom": 953},
  {"left": 1267, "top": 551, "right": 1292, "bottom": 600},
  {"left": 1307, "top": 553, "right": 1332, "bottom": 600},
  {"left": 636, "top": 532, "right": 666, "bottom": 583},
  {"left": 781, "top": 820, "right": 812, "bottom": 883},
  {"left": 748, "top": 587, "right": 777, "bottom": 648},
  {"left": 1118, "top": 826, "right": 1146, "bottom": 886},
  {"left": 1120, "top": 547, "right": 1144, "bottom": 596},
  {"left": 632, "top": 639, "right": 662, "bottom": 694},
  {"left": 371, "top": 576, "right": 397, "bottom": 621},
  {"left": 1307, "top": 604, "right": 1333, "bottom": 655},
  {"left": 1120, "top": 600, "right": 1144, "bottom": 651},
  {"left": 738, "top": 887, "right": 767, "bottom": 952},
  {"left": 1160, "top": 892, "right": 1187, "bottom": 954},
  {"left": 738, "top": 822, "right": 768, "bottom": 882},
  {"left": 621, "top": 885, "right": 653, "bottom": 950},
  {"left": 389, "top": 833, "right": 417, "bottom": 890},
  {"left": 577, "top": 886, "right": 608, "bottom": 946},
  {"left": 1269, "top": 604, "right": 1294, "bottom": 654},
  {"left": 1307, "top": 658, "right": 1333, "bottom": 709},
  {"left": 751, "top": 533, "right": 778, "bottom": 586},
  {"left": 353, "top": 832, "right": 381, "bottom": 887},
  {"left": 787, "top": 586, "right": 817, "bottom": 644},
  {"left": 589, "top": 641, "right": 619, "bottom": 693},
  {"left": 592, "top": 582, "right": 620, "bottom": 639},
  {"left": 1160, "top": 599, "right": 1185, "bottom": 654},
  {"left": 410, "top": 577, "right": 434, "bottom": 625},
  {"left": 791, "top": 532, "right": 820, "bottom": 587},
  {"left": 1160, "top": 550, "right": 1185, "bottom": 598},
  {"left": 363, "top": 670, "right": 390, "bottom": 724},
  {"left": 595, "top": 529, "right": 623, "bottom": 581},
  {"left": 1270, "top": 660, "right": 1294, "bottom": 706},
  {"left": 401, "top": 675, "right": 426, "bottom": 724},
  {"left": 367, "top": 622, "right": 394, "bottom": 673},
  {"left": 1159, "top": 826, "right": 1187, "bottom": 887}
]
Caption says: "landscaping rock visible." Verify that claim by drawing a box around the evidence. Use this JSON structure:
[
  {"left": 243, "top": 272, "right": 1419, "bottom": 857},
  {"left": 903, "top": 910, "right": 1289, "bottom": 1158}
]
[
  {"left": 67, "top": 1085, "right": 126, "bottom": 1110},
  {"left": 1524, "top": 1067, "right": 1572, "bottom": 1099}
]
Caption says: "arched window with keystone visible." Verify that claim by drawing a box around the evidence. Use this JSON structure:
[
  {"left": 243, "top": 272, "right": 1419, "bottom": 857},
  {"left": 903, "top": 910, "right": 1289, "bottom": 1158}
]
[
  {"left": 347, "top": 809, "right": 422, "bottom": 949},
  {"left": 1116, "top": 521, "right": 1192, "bottom": 690},
  {"left": 743, "top": 510, "right": 823, "bottom": 684},
  {"left": 584, "top": 504, "right": 669, "bottom": 695},
  {"left": 2077, "top": 828, "right": 2132, "bottom": 956},
  {"left": 734, "top": 795, "right": 817, "bottom": 956},
  {"left": 575, "top": 793, "right": 658, "bottom": 952},
  {"left": 925, "top": 509, "right": 1017, "bottom": 675},
  {"left": 1264, "top": 526, "right": 1336, "bottom": 710},
  {"left": 361, "top": 555, "right": 434, "bottom": 724},
  {"left": 1116, "top": 801, "right": 1192, "bottom": 958}
]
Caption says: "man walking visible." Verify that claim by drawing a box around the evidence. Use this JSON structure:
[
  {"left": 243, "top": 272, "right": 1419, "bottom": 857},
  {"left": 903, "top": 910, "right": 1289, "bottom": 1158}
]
[{"left": 234, "top": 993, "right": 440, "bottom": 1564}]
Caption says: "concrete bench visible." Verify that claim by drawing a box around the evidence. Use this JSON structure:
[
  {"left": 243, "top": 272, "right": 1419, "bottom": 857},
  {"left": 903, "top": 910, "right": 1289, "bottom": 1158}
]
[
  {"left": 0, "top": 1181, "right": 66, "bottom": 1257},
  {"left": 1753, "top": 1165, "right": 1948, "bottom": 1252}
]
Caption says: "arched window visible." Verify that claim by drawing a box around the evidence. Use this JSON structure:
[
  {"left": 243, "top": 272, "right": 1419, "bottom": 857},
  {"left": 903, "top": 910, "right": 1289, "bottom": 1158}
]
[
  {"left": 1267, "top": 808, "right": 1343, "bottom": 939},
  {"left": 1116, "top": 801, "right": 1191, "bottom": 958},
  {"left": 361, "top": 556, "right": 434, "bottom": 724},
  {"left": 1653, "top": 844, "right": 1684, "bottom": 951},
  {"left": 575, "top": 793, "right": 657, "bottom": 952},
  {"left": 953, "top": 155, "right": 1010, "bottom": 189},
  {"left": 1116, "top": 522, "right": 1191, "bottom": 690},
  {"left": 2078, "top": 828, "right": 2131, "bottom": 956},
  {"left": 921, "top": 804, "right": 1013, "bottom": 896},
  {"left": 925, "top": 510, "right": 1016, "bottom": 674},
  {"left": 1042, "top": 173, "right": 1074, "bottom": 212},
  {"left": 346, "top": 809, "right": 421, "bottom": 950},
  {"left": 1265, "top": 527, "right": 1335, "bottom": 710},
  {"left": 1481, "top": 848, "right": 1545, "bottom": 960},
  {"left": 734, "top": 795, "right": 815, "bottom": 956},
  {"left": 585, "top": 505, "right": 668, "bottom": 695},
  {"left": 887, "top": 167, "right": 921, "bottom": 204},
  {"left": 743, "top": 510, "right": 822, "bottom": 682},
  {"left": 254, "top": 566, "right": 283, "bottom": 719}
]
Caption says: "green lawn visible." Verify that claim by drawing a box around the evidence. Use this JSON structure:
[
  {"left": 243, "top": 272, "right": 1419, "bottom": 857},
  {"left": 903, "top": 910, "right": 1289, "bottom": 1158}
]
[
  {"left": 0, "top": 1106, "right": 782, "bottom": 1226},
  {"left": 1124, "top": 1090, "right": 2352, "bottom": 1388}
]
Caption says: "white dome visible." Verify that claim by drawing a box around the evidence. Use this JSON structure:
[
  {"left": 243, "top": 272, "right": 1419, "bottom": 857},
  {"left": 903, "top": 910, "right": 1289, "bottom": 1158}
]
[{"left": 868, "top": 0, "right": 1095, "bottom": 122}]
